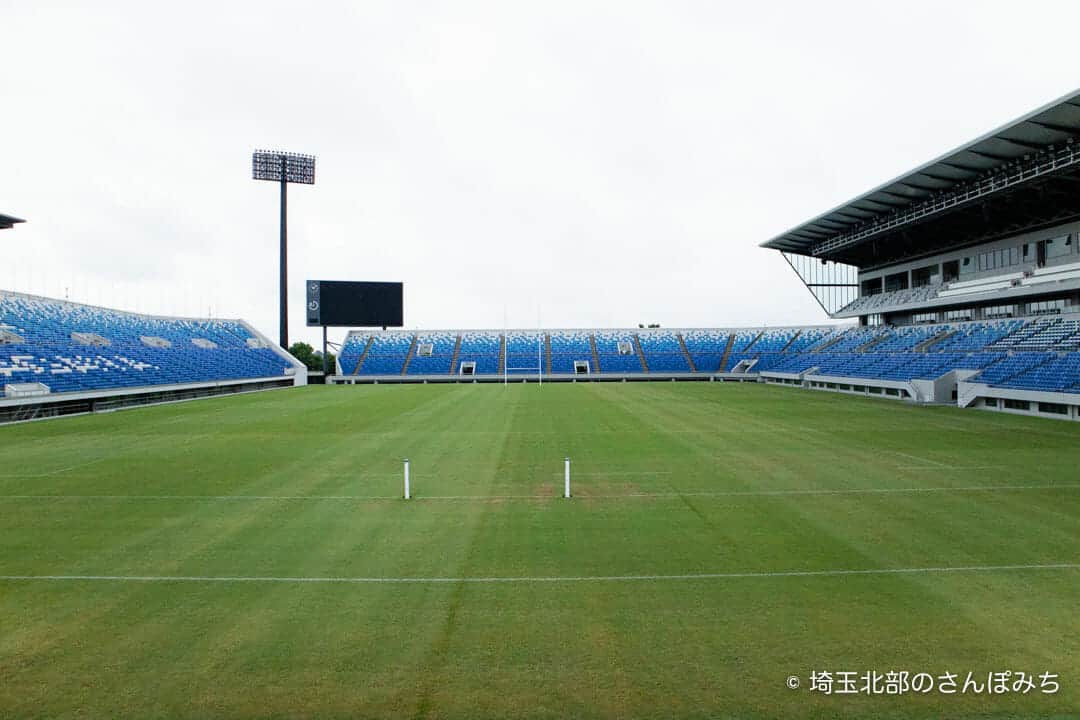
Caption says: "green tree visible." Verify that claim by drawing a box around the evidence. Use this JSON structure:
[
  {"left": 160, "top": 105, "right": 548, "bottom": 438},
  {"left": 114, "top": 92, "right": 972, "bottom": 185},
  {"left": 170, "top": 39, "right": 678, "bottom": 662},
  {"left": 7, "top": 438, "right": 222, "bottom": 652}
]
[
  {"left": 317, "top": 349, "right": 338, "bottom": 374},
  {"left": 282, "top": 343, "right": 315, "bottom": 371},
  {"left": 287, "top": 341, "right": 315, "bottom": 369},
  {"left": 287, "top": 341, "right": 335, "bottom": 373}
]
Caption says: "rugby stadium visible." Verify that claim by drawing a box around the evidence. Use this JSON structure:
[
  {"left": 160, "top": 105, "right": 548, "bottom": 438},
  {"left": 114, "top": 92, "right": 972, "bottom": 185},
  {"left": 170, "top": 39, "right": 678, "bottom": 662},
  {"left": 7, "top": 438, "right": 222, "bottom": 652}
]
[{"left": 2, "top": 93, "right": 1080, "bottom": 719}]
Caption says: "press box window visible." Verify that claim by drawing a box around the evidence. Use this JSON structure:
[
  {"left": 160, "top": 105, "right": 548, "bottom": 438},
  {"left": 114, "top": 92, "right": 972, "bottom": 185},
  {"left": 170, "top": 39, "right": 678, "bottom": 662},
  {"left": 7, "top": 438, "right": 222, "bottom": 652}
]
[
  {"left": 884, "top": 271, "right": 909, "bottom": 292},
  {"left": 1029, "top": 299, "right": 1065, "bottom": 316},
  {"left": 911, "top": 265, "right": 938, "bottom": 288},
  {"left": 984, "top": 305, "right": 1015, "bottom": 319}
]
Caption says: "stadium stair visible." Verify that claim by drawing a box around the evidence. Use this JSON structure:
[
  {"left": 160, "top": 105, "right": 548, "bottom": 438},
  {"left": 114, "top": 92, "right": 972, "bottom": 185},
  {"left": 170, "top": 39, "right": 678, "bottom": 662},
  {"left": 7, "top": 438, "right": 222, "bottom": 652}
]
[
  {"left": 498, "top": 334, "right": 506, "bottom": 375},
  {"left": 855, "top": 334, "right": 889, "bottom": 352},
  {"left": 590, "top": 335, "right": 601, "bottom": 372},
  {"left": 633, "top": 334, "right": 649, "bottom": 373},
  {"left": 718, "top": 333, "right": 735, "bottom": 372},
  {"left": 778, "top": 330, "right": 802, "bottom": 353},
  {"left": 676, "top": 333, "right": 697, "bottom": 372},
  {"left": 351, "top": 335, "right": 374, "bottom": 375},
  {"left": 545, "top": 334, "right": 552, "bottom": 374},
  {"left": 400, "top": 335, "right": 418, "bottom": 375},
  {"left": 916, "top": 329, "right": 956, "bottom": 352},
  {"left": 448, "top": 334, "right": 462, "bottom": 375},
  {"left": 743, "top": 329, "right": 765, "bottom": 352},
  {"left": 811, "top": 334, "right": 845, "bottom": 352}
]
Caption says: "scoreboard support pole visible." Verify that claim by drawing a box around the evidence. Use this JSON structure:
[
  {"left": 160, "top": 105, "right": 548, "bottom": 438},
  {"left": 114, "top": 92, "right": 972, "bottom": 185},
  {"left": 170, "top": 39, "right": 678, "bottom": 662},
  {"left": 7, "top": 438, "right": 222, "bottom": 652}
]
[{"left": 322, "top": 325, "right": 328, "bottom": 375}]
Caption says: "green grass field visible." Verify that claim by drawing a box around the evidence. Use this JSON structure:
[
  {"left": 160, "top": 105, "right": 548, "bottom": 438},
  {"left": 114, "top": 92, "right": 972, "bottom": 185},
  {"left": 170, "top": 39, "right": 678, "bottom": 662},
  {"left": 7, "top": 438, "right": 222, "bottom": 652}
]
[{"left": 1, "top": 382, "right": 1078, "bottom": 719}]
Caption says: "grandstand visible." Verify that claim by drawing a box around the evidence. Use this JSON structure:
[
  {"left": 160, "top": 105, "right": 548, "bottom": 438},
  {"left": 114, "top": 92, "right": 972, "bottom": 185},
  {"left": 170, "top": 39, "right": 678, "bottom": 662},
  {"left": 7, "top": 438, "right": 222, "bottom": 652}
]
[
  {"left": 0, "top": 290, "right": 305, "bottom": 421},
  {"left": 754, "top": 89, "right": 1080, "bottom": 420},
  {"left": 330, "top": 315, "right": 1080, "bottom": 420}
]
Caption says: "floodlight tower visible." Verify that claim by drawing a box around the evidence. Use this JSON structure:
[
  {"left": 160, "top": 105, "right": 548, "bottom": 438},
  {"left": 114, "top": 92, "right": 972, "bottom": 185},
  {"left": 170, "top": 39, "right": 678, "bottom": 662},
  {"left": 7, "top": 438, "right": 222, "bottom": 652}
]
[{"left": 252, "top": 150, "right": 315, "bottom": 349}]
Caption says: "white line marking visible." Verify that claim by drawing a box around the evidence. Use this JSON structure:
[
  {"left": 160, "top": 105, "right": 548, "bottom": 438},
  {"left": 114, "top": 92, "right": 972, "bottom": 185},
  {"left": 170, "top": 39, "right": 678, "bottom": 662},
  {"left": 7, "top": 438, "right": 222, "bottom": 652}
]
[
  {"left": 0, "top": 456, "right": 114, "bottom": 479},
  {"left": 895, "top": 466, "right": 999, "bottom": 471},
  {"left": 0, "top": 494, "right": 401, "bottom": 501},
  {"left": 612, "top": 484, "right": 1080, "bottom": 498},
  {"left": 577, "top": 471, "right": 674, "bottom": 477},
  {"left": 0, "top": 484, "right": 1076, "bottom": 502},
  {"left": 0, "top": 564, "right": 1076, "bottom": 585},
  {"left": 414, "top": 495, "right": 552, "bottom": 500},
  {"left": 889, "top": 450, "right": 951, "bottom": 468}
]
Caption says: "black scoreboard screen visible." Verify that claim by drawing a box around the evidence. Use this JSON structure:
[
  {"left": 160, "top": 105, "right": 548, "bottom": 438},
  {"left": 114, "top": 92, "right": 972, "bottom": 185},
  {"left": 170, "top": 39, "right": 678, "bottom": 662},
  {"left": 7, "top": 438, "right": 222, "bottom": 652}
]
[{"left": 306, "top": 280, "right": 403, "bottom": 327}]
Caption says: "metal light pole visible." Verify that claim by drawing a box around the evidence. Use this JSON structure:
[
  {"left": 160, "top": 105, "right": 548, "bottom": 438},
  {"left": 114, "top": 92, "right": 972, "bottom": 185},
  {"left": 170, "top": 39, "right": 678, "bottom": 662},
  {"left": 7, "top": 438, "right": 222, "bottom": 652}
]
[{"left": 253, "top": 150, "right": 315, "bottom": 349}]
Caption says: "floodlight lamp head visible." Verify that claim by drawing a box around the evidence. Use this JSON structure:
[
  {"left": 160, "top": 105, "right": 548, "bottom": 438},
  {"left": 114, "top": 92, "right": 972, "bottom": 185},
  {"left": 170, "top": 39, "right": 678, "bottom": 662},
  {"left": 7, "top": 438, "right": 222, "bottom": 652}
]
[{"left": 252, "top": 149, "right": 316, "bottom": 184}]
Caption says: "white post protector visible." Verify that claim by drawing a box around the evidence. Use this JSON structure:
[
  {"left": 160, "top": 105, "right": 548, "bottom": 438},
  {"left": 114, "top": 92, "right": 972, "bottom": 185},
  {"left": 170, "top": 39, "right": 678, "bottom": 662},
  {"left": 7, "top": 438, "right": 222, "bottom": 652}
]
[
  {"left": 564, "top": 457, "right": 571, "bottom": 498},
  {"left": 404, "top": 458, "right": 411, "bottom": 500}
]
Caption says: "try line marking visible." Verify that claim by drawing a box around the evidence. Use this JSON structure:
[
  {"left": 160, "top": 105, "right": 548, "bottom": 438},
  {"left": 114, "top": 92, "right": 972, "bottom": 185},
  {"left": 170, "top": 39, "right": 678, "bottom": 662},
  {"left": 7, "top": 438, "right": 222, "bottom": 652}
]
[
  {"left": 1, "top": 484, "right": 1077, "bottom": 502},
  {"left": 0, "top": 564, "right": 1077, "bottom": 585}
]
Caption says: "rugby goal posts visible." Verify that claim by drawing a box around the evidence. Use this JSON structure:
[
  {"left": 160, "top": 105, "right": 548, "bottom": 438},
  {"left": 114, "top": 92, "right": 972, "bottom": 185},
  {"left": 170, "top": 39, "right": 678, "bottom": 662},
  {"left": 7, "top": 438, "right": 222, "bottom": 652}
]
[{"left": 503, "top": 331, "right": 544, "bottom": 386}]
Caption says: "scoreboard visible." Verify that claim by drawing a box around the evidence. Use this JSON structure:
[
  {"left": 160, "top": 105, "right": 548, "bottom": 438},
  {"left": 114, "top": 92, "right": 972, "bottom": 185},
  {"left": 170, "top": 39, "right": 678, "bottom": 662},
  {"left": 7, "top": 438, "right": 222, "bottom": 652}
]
[{"left": 306, "top": 280, "right": 403, "bottom": 327}]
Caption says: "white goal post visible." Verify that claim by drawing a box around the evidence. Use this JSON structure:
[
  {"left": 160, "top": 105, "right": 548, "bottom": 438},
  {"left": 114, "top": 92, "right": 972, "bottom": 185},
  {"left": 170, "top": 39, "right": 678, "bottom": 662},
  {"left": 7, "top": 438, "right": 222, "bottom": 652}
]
[{"left": 504, "top": 331, "right": 544, "bottom": 386}]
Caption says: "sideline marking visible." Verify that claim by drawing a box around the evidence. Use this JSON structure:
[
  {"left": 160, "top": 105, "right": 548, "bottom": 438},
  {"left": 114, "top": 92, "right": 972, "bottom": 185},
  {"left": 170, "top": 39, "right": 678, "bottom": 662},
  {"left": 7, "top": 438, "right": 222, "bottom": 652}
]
[{"left": 0, "top": 564, "right": 1077, "bottom": 585}]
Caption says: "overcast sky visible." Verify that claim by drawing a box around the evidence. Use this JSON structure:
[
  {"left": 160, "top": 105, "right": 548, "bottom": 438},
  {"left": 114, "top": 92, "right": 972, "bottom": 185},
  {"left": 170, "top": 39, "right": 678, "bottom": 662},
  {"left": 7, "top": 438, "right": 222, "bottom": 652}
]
[{"left": 3, "top": 1, "right": 1080, "bottom": 345}]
